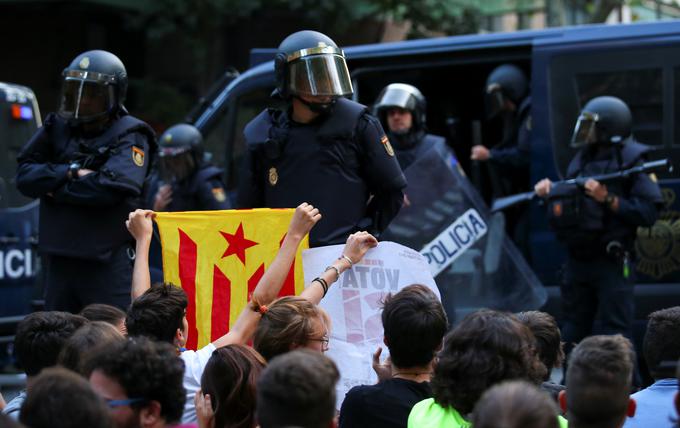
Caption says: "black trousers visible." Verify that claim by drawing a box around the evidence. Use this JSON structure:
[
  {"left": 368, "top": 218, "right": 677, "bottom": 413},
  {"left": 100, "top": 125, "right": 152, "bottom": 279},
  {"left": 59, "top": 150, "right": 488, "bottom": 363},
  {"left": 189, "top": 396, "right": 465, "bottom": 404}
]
[{"left": 43, "top": 245, "right": 133, "bottom": 313}]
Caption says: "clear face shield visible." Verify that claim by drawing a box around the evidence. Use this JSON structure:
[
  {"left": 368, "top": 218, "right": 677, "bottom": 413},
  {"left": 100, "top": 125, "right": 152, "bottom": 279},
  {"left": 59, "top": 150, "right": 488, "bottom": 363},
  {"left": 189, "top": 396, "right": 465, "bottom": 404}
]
[
  {"left": 485, "top": 83, "right": 506, "bottom": 119},
  {"left": 58, "top": 70, "right": 116, "bottom": 124},
  {"left": 287, "top": 46, "right": 353, "bottom": 98},
  {"left": 570, "top": 111, "right": 599, "bottom": 148},
  {"left": 158, "top": 146, "right": 196, "bottom": 183}
]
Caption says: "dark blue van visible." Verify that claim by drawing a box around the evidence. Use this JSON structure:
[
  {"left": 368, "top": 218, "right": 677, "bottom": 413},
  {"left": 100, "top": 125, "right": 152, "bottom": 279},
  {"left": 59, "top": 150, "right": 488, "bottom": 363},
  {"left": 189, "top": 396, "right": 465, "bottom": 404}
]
[{"left": 190, "top": 21, "right": 680, "bottom": 330}]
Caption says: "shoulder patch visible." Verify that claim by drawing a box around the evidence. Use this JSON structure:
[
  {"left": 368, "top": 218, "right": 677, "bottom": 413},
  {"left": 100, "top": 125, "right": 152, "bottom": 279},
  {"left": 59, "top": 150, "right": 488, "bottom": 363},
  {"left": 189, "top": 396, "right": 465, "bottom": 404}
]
[
  {"left": 380, "top": 135, "right": 395, "bottom": 157},
  {"left": 211, "top": 187, "right": 226, "bottom": 202},
  {"left": 132, "top": 146, "right": 145, "bottom": 167}
]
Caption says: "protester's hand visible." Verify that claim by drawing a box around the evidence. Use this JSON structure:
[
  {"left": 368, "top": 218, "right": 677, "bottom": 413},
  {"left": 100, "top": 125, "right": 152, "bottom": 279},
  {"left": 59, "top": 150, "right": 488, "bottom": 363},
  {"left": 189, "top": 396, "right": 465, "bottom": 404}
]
[
  {"left": 288, "top": 202, "right": 322, "bottom": 240},
  {"left": 194, "top": 390, "right": 215, "bottom": 428},
  {"left": 534, "top": 178, "right": 552, "bottom": 197},
  {"left": 584, "top": 179, "right": 608, "bottom": 203},
  {"left": 153, "top": 184, "right": 173, "bottom": 211},
  {"left": 470, "top": 145, "right": 490, "bottom": 161},
  {"left": 126, "top": 209, "right": 155, "bottom": 242},
  {"left": 342, "top": 231, "right": 378, "bottom": 265},
  {"left": 77, "top": 168, "right": 95, "bottom": 178},
  {"left": 372, "top": 346, "right": 392, "bottom": 383}
]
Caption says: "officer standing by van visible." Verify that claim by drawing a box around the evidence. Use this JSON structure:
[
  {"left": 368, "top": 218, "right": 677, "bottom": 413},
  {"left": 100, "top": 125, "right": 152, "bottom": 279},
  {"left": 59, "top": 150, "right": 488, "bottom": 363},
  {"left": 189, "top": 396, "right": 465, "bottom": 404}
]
[
  {"left": 238, "top": 30, "right": 406, "bottom": 247},
  {"left": 533, "top": 96, "right": 662, "bottom": 355},
  {"left": 373, "top": 83, "right": 457, "bottom": 171},
  {"left": 16, "top": 50, "right": 156, "bottom": 312}
]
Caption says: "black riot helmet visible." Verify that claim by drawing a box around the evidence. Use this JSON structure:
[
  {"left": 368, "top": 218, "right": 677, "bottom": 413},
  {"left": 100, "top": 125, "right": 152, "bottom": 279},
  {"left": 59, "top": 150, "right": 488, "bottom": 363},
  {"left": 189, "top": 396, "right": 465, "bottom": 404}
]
[
  {"left": 571, "top": 96, "right": 632, "bottom": 148},
  {"left": 273, "top": 30, "right": 353, "bottom": 112},
  {"left": 485, "top": 64, "right": 528, "bottom": 119},
  {"left": 158, "top": 124, "right": 204, "bottom": 182},
  {"left": 373, "top": 83, "right": 427, "bottom": 132},
  {"left": 58, "top": 50, "right": 128, "bottom": 126}
]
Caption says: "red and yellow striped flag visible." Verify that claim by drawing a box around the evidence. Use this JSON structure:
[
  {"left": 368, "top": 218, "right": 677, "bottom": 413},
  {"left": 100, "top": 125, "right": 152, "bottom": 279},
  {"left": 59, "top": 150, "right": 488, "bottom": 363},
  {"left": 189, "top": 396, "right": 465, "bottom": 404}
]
[{"left": 155, "top": 209, "right": 308, "bottom": 350}]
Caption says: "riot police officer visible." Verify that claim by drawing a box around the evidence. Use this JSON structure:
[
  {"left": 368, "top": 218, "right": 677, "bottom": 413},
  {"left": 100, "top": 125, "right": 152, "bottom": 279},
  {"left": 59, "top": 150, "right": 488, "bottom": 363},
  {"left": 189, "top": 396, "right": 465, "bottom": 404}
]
[
  {"left": 534, "top": 96, "right": 662, "bottom": 356},
  {"left": 149, "top": 123, "right": 230, "bottom": 212},
  {"left": 373, "top": 83, "right": 457, "bottom": 171},
  {"left": 238, "top": 30, "right": 406, "bottom": 246},
  {"left": 16, "top": 50, "right": 156, "bottom": 312}
]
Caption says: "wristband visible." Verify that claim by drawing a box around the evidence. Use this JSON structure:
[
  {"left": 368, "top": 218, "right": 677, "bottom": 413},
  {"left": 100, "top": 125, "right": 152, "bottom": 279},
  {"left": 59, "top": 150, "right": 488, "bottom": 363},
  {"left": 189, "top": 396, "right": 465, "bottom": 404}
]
[
  {"left": 340, "top": 254, "right": 354, "bottom": 267},
  {"left": 325, "top": 265, "right": 340, "bottom": 281}
]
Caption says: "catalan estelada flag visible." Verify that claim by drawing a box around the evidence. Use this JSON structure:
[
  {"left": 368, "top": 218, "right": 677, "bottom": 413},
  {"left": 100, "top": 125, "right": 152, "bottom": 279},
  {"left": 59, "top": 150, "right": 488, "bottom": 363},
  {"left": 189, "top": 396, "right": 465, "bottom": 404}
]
[{"left": 155, "top": 209, "right": 308, "bottom": 350}]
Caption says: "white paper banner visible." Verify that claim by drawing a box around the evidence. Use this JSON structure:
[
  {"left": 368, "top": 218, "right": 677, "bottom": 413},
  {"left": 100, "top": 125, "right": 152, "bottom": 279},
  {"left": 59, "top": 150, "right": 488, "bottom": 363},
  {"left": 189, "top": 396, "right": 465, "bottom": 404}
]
[
  {"left": 420, "top": 208, "right": 488, "bottom": 276},
  {"left": 302, "top": 241, "right": 440, "bottom": 409}
]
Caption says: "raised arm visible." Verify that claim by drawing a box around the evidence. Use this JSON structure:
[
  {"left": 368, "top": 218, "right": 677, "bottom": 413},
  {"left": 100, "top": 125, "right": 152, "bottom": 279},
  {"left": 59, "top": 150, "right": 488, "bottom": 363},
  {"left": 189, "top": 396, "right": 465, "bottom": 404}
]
[
  {"left": 213, "top": 203, "right": 321, "bottom": 348},
  {"left": 126, "top": 209, "right": 156, "bottom": 300},
  {"left": 300, "top": 231, "right": 378, "bottom": 305}
]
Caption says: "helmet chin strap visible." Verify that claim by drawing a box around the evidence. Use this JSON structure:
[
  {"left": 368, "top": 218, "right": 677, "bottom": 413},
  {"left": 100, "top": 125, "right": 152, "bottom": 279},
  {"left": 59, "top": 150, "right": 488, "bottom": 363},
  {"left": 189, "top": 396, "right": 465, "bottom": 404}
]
[{"left": 295, "top": 95, "right": 337, "bottom": 115}]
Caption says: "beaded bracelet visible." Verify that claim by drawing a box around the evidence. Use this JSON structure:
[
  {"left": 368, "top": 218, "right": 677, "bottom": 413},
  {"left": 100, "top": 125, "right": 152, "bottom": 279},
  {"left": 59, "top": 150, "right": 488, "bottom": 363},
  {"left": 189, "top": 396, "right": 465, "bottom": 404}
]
[
  {"left": 325, "top": 265, "right": 340, "bottom": 281},
  {"left": 340, "top": 254, "right": 354, "bottom": 267}
]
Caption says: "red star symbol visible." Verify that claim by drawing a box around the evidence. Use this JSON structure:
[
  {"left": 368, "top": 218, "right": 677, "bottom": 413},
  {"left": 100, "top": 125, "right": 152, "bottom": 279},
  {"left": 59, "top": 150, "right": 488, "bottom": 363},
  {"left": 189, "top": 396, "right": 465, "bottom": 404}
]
[{"left": 220, "top": 223, "right": 258, "bottom": 266}]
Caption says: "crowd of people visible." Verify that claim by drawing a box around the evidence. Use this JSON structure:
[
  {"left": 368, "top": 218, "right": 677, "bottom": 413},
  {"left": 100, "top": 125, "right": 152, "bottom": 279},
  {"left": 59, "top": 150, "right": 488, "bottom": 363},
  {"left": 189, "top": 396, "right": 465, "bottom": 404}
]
[{"left": 0, "top": 202, "right": 677, "bottom": 428}]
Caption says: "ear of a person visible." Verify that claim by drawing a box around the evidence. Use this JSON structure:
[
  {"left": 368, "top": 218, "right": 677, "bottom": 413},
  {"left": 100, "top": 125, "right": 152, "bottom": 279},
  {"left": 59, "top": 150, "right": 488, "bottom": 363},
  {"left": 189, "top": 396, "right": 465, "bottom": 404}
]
[
  {"left": 558, "top": 390, "right": 567, "bottom": 414},
  {"left": 175, "top": 328, "right": 184, "bottom": 347},
  {"left": 383, "top": 335, "right": 389, "bottom": 347},
  {"left": 626, "top": 397, "right": 636, "bottom": 417},
  {"left": 140, "top": 400, "right": 162, "bottom": 428}
]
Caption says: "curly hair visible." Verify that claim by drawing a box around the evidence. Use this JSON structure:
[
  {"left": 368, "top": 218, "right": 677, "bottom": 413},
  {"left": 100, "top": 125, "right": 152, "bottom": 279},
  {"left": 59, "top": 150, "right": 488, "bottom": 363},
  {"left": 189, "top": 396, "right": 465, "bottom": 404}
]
[
  {"left": 126, "top": 283, "right": 187, "bottom": 343},
  {"left": 58, "top": 321, "right": 124, "bottom": 375},
  {"left": 84, "top": 337, "right": 186, "bottom": 424},
  {"left": 253, "top": 296, "right": 330, "bottom": 361},
  {"left": 201, "top": 345, "right": 266, "bottom": 428},
  {"left": 431, "top": 309, "right": 545, "bottom": 415}
]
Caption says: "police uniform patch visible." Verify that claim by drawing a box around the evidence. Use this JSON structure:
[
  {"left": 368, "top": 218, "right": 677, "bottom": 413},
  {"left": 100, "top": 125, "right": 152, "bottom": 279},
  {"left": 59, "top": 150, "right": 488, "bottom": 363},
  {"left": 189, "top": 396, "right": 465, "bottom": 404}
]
[
  {"left": 132, "top": 146, "right": 145, "bottom": 167},
  {"left": 212, "top": 187, "right": 226, "bottom": 202},
  {"left": 269, "top": 167, "right": 278, "bottom": 186},
  {"left": 380, "top": 135, "right": 395, "bottom": 157}
]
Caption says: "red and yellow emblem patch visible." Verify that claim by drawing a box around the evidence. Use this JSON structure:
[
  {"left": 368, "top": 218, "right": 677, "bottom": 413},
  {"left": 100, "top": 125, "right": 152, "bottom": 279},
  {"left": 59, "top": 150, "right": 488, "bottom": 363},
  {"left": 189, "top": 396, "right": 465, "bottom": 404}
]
[
  {"left": 132, "top": 146, "right": 145, "bottom": 167},
  {"left": 381, "top": 135, "right": 395, "bottom": 157}
]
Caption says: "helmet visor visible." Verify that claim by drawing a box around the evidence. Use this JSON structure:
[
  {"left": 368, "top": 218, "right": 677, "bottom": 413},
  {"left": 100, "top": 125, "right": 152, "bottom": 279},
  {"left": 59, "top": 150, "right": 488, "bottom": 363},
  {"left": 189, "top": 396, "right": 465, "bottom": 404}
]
[
  {"left": 288, "top": 54, "right": 353, "bottom": 97},
  {"left": 571, "top": 112, "right": 599, "bottom": 148},
  {"left": 375, "top": 87, "right": 416, "bottom": 112},
  {"left": 58, "top": 76, "right": 115, "bottom": 121},
  {"left": 159, "top": 151, "right": 195, "bottom": 182},
  {"left": 485, "top": 83, "right": 505, "bottom": 119}
]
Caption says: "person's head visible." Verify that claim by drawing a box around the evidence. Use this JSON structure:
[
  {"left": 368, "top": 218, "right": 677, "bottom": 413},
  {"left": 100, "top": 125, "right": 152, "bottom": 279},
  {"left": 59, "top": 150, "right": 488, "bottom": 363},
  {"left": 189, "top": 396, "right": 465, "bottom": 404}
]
[
  {"left": 472, "top": 380, "right": 559, "bottom": 428},
  {"left": 516, "top": 311, "right": 565, "bottom": 379},
  {"left": 86, "top": 337, "right": 186, "bottom": 428},
  {"left": 560, "top": 335, "right": 636, "bottom": 428},
  {"left": 126, "top": 283, "right": 188, "bottom": 347},
  {"left": 58, "top": 50, "right": 128, "bottom": 130},
  {"left": 256, "top": 349, "right": 339, "bottom": 428},
  {"left": 381, "top": 284, "right": 447, "bottom": 369},
  {"left": 58, "top": 321, "right": 125, "bottom": 375},
  {"left": 14, "top": 311, "right": 88, "bottom": 377},
  {"left": 431, "top": 309, "right": 545, "bottom": 416},
  {"left": 274, "top": 30, "right": 352, "bottom": 115},
  {"left": 80, "top": 304, "right": 127, "bottom": 335},
  {"left": 571, "top": 96, "right": 632, "bottom": 148},
  {"left": 643, "top": 306, "right": 680, "bottom": 380},
  {"left": 200, "top": 345, "right": 266, "bottom": 428},
  {"left": 253, "top": 296, "right": 331, "bottom": 361},
  {"left": 0, "top": 413, "right": 24, "bottom": 428},
  {"left": 485, "top": 63, "right": 528, "bottom": 118},
  {"left": 373, "top": 83, "right": 426, "bottom": 135},
  {"left": 157, "top": 124, "right": 204, "bottom": 183},
  {"left": 20, "top": 367, "right": 113, "bottom": 428}
]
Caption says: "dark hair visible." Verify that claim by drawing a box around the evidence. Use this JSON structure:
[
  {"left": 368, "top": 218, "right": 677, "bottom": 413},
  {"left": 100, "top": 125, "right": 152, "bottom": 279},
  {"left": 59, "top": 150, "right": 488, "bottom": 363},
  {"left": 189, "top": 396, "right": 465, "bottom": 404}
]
[
  {"left": 0, "top": 413, "right": 24, "bottom": 428},
  {"left": 382, "top": 284, "right": 448, "bottom": 368},
  {"left": 431, "top": 309, "right": 545, "bottom": 415},
  {"left": 566, "top": 335, "right": 634, "bottom": 428},
  {"left": 14, "top": 311, "right": 88, "bottom": 376},
  {"left": 80, "top": 304, "right": 126, "bottom": 328},
  {"left": 19, "top": 367, "right": 113, "bottom": 428},
  {"left": 126, "top": 283, "right": 187, "bottom": 343},
  {"left": 201, "top": 345, "right": 266, "bottom": 428},
  {"left": 257, "top": 350, "right": 339, "bottom": 428},
  {"left": 253, "top": 296, "right": 329, "bottom": 361},
  {"left": 58, "top": 321, "right": 124, "bottom": 375},
  {"left": 644, "top": 306, "right": 680, "bottom": 379},
  {"left": 472, "top": 380, "right": 559, "bottom": 428},
  {"left": 516, "top": 311, "right": 565, "bottom": 378},
  {"left": 85, "top": 337, "right": 186, "bottom": 424}
]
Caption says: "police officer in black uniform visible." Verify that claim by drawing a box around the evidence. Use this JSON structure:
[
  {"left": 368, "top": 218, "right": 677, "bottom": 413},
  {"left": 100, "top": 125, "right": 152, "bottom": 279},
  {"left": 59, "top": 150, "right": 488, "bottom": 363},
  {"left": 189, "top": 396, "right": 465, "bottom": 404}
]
[
  {"left": 534, "top": 96, "right": 662, "bottom": 356},
  {"left": 149, "top": 123, "right": 230, "bottom": 212},
  {"left": 238, "top": 30, "right": 406, "bottom": 247},
  {"left": 16, "top": 50, "right": 156, "bottom": 312},
  {"left": 373, "top": 83, "right": 457, "bottom": 171}
]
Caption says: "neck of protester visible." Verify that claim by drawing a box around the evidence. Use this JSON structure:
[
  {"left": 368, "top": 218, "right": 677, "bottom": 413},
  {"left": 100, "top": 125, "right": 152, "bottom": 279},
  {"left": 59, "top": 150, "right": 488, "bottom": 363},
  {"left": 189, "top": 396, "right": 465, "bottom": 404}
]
[{"left": 392, "top": 362, "right": 434, "bottom": 382}]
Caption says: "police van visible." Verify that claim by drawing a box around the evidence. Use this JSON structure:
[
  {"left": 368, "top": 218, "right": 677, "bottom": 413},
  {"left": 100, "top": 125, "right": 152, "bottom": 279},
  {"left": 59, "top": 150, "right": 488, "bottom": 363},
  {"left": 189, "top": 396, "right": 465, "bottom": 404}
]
[
  {"left": 0, "top": 83, "right": 41, "bottom": 323},
  {"left": 190, "top": 20, "right": 680, "bottom": 345}
]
